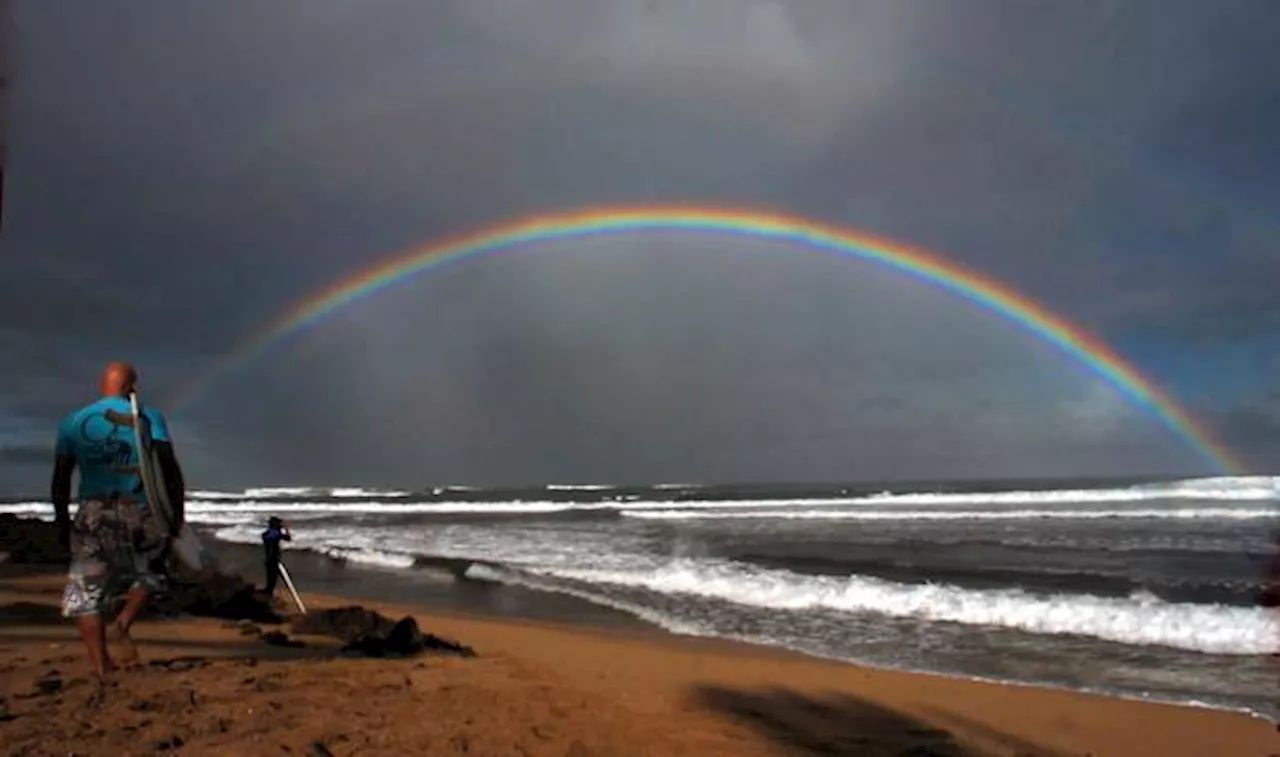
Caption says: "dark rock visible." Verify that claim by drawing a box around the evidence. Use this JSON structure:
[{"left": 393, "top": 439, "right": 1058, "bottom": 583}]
[
  {"left": 0, "top": 514, "right": 69, "bottom": 564},
  {"left": 34, "top": 672, "right": 62, "bottom": 696},
  {"left": 259, "top": 631, "right": 305, "bottom": 648},
  {"left": 306, "top": 743, "right": 335, "bottom": 757},
  {"left": 153, "top": 572, "right": 283, "bottom": 624},
  {"left": 291, "top": 605, "right": 474, "bottom": 658},
  {"left": 421, "top": 630, "right": 476, "bottom": 658},
  {"left": 290, "top": 606, "right": 396, "bottom": 643},
  {"left": 0, "top": 601, "right": 63, "bottom": 625},
  {"left": 344, "top": 615, "right": 475, "bottom": 659}
]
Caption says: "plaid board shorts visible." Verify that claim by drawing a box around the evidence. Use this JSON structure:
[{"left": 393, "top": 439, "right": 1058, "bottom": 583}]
[{"left": 61, "top": 498, "right": 167, "bottom": 618}]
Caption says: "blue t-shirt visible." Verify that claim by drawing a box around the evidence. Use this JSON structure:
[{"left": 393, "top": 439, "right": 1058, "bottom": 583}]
[{"left": 55, "top": 396, "right": 171, "bottom": 501}]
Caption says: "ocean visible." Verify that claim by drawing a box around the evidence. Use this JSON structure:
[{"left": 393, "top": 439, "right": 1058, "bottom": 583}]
[{"left": 4, "top": 475, "right": 1278, "bottom": 720}]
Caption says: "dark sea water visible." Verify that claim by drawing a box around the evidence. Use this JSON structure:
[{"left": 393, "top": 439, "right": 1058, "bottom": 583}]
[{"left": 5, "top": 475, "right": 1278, "bottom": 720}]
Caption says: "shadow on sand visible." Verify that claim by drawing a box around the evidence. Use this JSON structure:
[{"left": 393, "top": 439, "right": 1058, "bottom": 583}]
[
  {"left": 0, "top": 600, "right": 319, "bottom": 664},
  {"left": 693, "top": 685, "right": 1064, "bottom": 757},
  {"left": 0, "top": 630, "right": 319, "bottom": 662}
]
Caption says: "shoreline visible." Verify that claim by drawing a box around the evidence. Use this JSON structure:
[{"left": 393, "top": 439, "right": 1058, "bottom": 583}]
[
  {"left": 2, "top": 564, "right": 1278, "bottom": 755},
  {"left": 207, "top": 537, "right": 1278, "bottom": 725}
]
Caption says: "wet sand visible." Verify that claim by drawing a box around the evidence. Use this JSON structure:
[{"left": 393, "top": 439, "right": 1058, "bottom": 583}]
[{"left": 1, "top": 564, "right": 1275, "bottom": 757}]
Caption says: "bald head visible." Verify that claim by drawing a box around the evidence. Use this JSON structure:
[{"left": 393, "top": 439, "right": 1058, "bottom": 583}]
[{"left": 100, "top": 361, "right": 138, "bottom": 398}]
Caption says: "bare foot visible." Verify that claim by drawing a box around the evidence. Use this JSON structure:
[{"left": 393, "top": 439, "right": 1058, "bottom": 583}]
[
  {"left": 86, "top": 677, "right": 110, "bottom": 709},
  {"left": 108, "top": 622, "right": 141, "bottom": 670}
]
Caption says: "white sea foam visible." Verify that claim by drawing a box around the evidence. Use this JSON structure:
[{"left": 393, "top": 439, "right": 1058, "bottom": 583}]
[
  {"left": 50, "top": 474, "right": 1269, "bottom": 508},
  {"left": 211, "top": 525, "right": 417, "bottom": 569},
  {"left": 465, "top": 563, "right": 707, "bottom": 635},
  {"left": 464, "top": 562, "right": 1280, "bottom": 720},
  {"left": 4, "top": 475, "right": 1278, "bottom": 523},
  {"left": 183, "top": 500, "right": 593, "bottom": 515},
  {"left": 183, "top": 474, "right": 1280, "bottom": 509},
  {"left": 199, "top": 515, "right": 1280, "bottom": 656},
  {"left": 8, "top": 491, "right": 1272, "bottom": 657},
  {"left": 0, "top": 502, "right": 55, "bottom": 517},
  {"left": 187, "top": 490, "right": 246, "bottom": 500},
  {"left": 190, "top": 486, "right": 410, "bottom": 499},
  {"left": 240, "top": 487, "right": 320, "bottom": 498},
  {"left": 509, "top": 559, "right": 1280, "bottom": 656},
  {"left": 622, "top": 507, "right": 1280, "bottom": 521},
  {"left": 310, "top": 545, "right": 416, "bottom": 569}
]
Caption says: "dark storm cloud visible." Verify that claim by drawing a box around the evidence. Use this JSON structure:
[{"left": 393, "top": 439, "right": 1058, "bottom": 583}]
[
  {"left": 180, "top": 237, "right": 1197, "bottom": 487},
  {"left": 1211, "top": 393, "right": 1280, "bottom": 472},
  {"left": 775, "top": 2, "right": 1280, "bottom": 338},
  {"left": 2, "top": 1, "right": 1278, "bottom": 488}
]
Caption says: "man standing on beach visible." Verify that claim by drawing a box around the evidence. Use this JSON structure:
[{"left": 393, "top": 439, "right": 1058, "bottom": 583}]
[
  {"left": 262, "top": 516, "right": 292, "bottom": 597},
  {"left": 52, "top": 362, "right": 185, "bottom": 680}
]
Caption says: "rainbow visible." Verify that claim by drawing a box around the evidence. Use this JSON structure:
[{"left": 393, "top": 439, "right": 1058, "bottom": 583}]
[{"left": 168, "top": 204, "right": 1239, "bottom": 473}]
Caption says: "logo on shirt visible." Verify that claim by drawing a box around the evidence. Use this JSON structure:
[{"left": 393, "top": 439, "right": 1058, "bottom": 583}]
[{"left": 78, "top": 411, "right": 134, "bottom": 471}]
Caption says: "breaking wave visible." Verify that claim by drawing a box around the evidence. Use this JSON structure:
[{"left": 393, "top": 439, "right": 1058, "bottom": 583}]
[
  {"left": 622, "top": 507, "right": 1280, "bottom": 521},
  {"left": 110, "top": 474, "right": 1280, "bottom": 509},
  {"left": 471, "top": 559, "right": 1279, "bottom": 656}
]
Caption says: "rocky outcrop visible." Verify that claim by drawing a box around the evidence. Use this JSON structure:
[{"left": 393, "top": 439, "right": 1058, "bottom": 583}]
[
  {"left": 290, "top": 605, "right": 395, "bottom": 642},
  {"left": 152, "top": 572, "right": 283, "bottom": 624},
  {"left": 0, "top": 514, "right": 69, "bottom": 564},
  {"left": 291, "top": 606, "right": 475, "bottom": 658}
]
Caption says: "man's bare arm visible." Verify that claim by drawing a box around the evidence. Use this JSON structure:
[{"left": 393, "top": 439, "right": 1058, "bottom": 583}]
[{"left": 50, "top": 454, "right": 76, "bottom": 543}]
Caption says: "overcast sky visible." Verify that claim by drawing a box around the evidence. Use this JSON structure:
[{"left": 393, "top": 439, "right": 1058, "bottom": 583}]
[{"left": 2, "top": 1, "right": 1277, "bottom": 491}]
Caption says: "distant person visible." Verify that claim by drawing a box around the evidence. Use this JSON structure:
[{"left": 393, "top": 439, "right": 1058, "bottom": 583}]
[
  {"left": 52, "top": 362, "right": 185, "bottom": 681},
  {"left": 262, "top": 516, "right": 292, "bottom": 596}
]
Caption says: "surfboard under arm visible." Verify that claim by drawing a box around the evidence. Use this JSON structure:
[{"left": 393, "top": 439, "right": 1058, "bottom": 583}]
[
  {"left": 129, "top": 392, "right": 208, "bottom": 573},
  {"left": 129, "top": 393, "right": 174, "bottom": 536}
]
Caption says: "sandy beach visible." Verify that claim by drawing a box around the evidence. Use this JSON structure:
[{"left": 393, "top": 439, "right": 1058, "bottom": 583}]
[{"left": 1, "top": 563, "right": 1275, "bottom": 757}]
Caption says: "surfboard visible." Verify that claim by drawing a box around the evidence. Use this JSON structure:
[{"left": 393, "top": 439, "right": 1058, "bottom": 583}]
[
  {"left": 277, "top": 560, "right": 307, "bottom": 614},
  {"left": 170, "top": 524, "right": 209, "bottom": 573},
  {"left": 129, "top": 392, "right": 208, "bottom": 573}
]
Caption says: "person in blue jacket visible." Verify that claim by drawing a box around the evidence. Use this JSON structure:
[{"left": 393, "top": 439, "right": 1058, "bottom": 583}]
[{"left": 262, "top": 516, "right": 292, "bottom": 596}]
